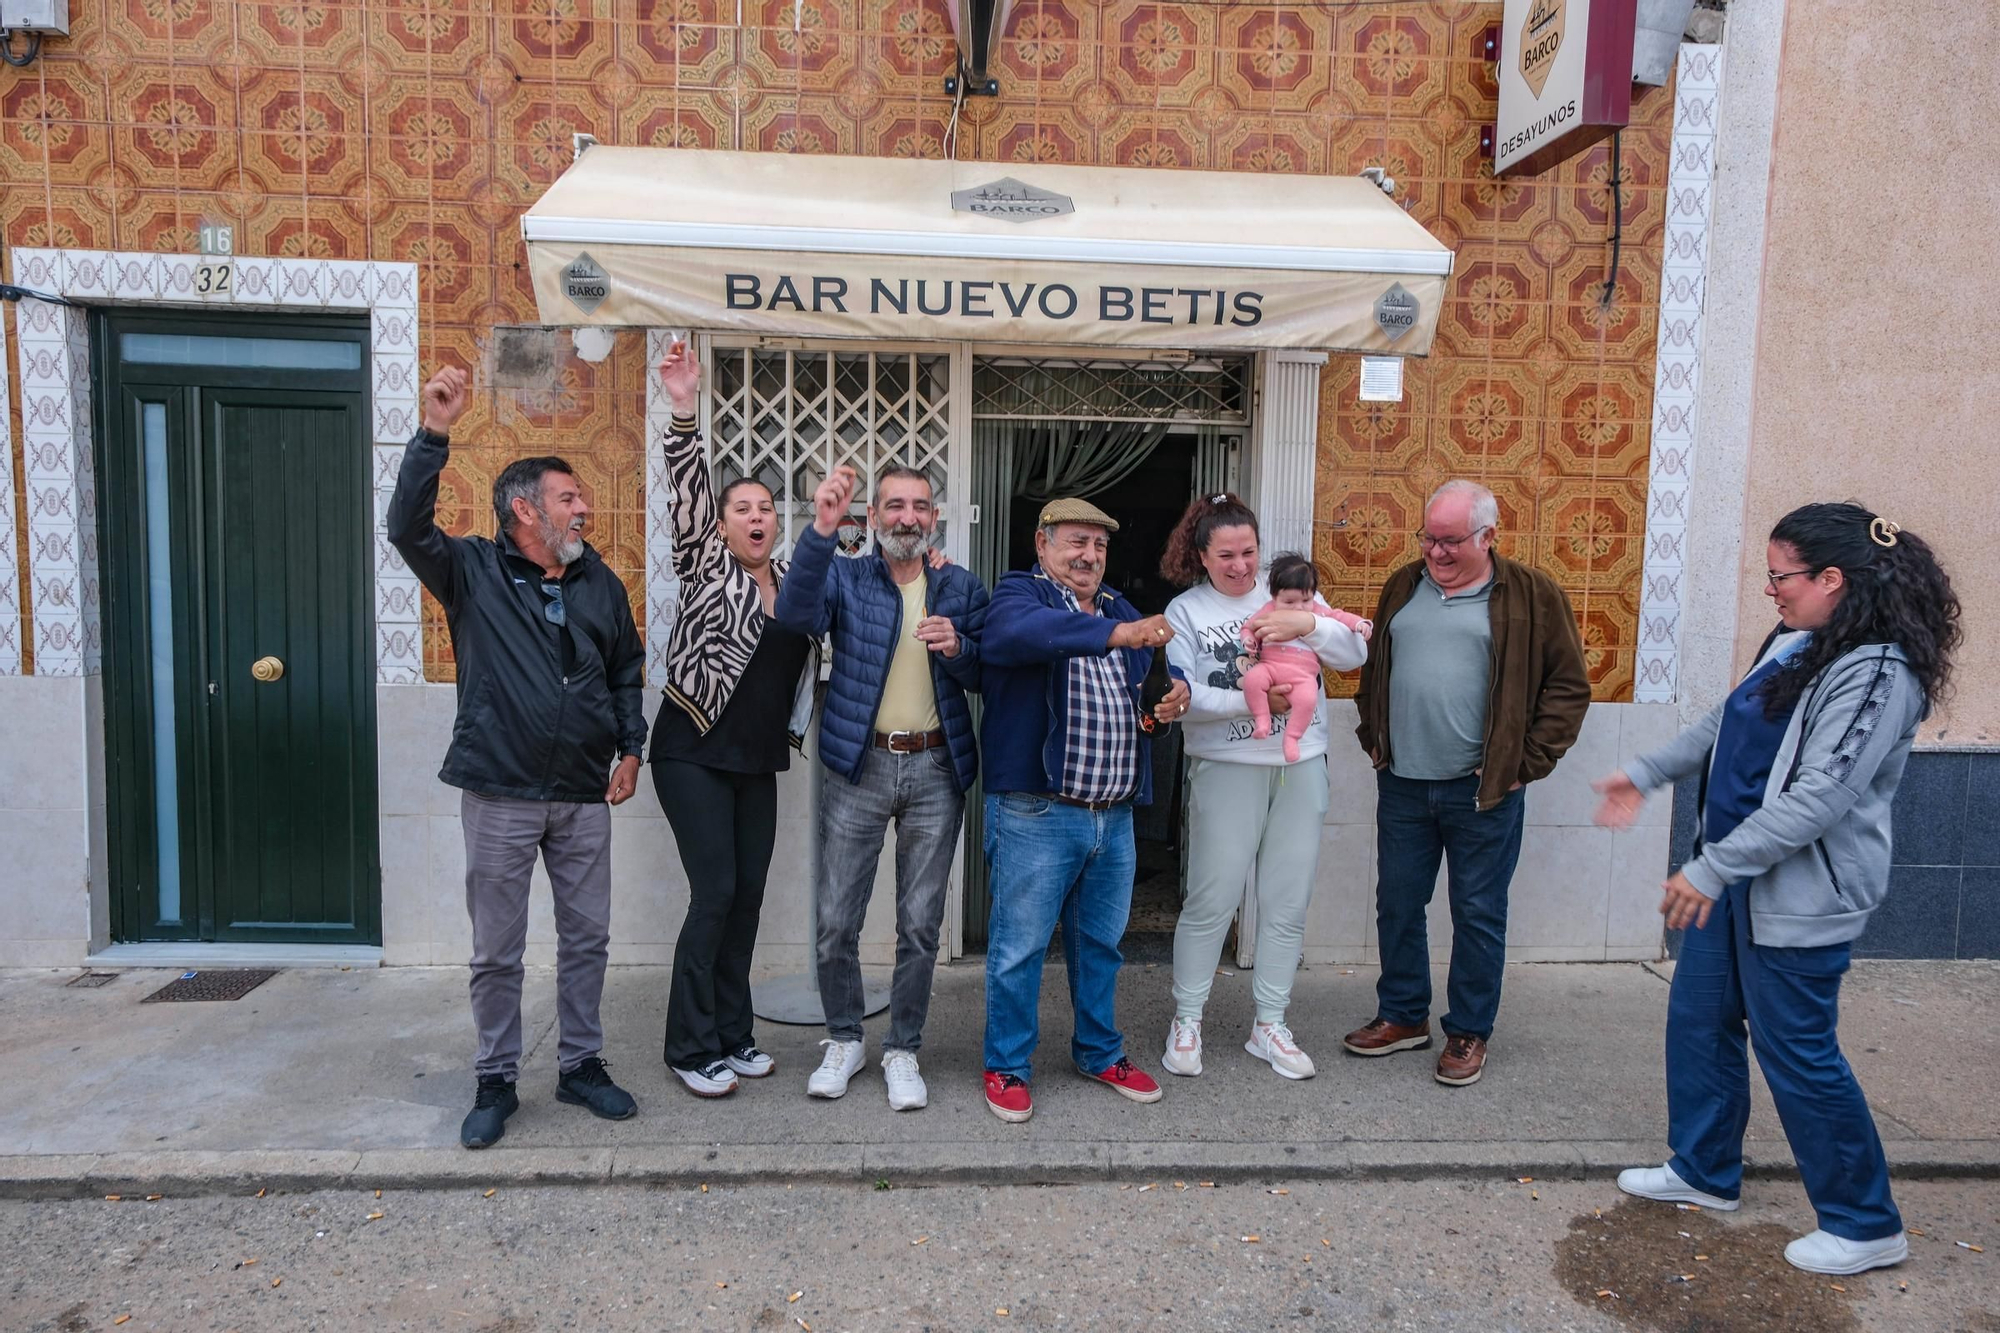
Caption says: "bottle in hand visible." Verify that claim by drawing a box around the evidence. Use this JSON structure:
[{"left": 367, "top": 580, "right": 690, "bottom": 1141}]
[{"left": 1137, "top": 643, "right": 1174, "bottom": 734}]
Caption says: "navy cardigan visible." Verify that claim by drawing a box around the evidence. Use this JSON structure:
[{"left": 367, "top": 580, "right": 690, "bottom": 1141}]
[{"left": 978, "top": 568, "right": 1184, "bottom": 806}]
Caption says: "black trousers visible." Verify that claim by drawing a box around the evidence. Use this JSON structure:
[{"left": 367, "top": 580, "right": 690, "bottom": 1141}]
[{"left": 654, "top": 757, "right": 779, "bottom": 1071}]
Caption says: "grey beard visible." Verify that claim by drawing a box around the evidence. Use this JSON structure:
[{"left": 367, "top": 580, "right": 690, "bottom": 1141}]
[
  {"left": 538, "top": 514, "right": 584, "bottom": 566},
  {"left": 877, "top": 527, "right": 930, "bottom": 562}
]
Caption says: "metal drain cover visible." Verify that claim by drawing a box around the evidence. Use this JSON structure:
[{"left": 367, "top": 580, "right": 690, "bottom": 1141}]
[
  {"left": 140, "top": 969, "right": 279, "bottom": 1003},
  {"left": 66, "top": 971, "right": 120, "bottom": 988}
]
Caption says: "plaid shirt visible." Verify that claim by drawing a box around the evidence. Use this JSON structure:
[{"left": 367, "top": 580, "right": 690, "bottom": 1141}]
[{"left": 1052, "top": 581, "right": 1140, "bottom": 804}]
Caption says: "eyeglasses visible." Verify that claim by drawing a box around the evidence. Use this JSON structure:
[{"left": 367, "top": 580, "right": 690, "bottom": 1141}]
[
  {"left": 1416, "top": 527, "right": 1490, "bottom": 553},
  {"left": 540, "top": 581, "right": 567, "bottom": 627},
  {"left": 1765, "top": 568, "right": 1818, "bottom": 590}
]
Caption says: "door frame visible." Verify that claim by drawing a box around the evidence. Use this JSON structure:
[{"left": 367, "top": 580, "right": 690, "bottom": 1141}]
[{"left": 92, "top": 308, "right": 381, "bottom": 944}]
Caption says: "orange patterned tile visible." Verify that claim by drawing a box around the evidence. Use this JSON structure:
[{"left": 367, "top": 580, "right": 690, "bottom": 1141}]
[
  {"left": 1, "top": 82, "right": 110, "bottom": 187},
  {"left": 366, "top": 0, "right": 485, "bottom": 75},
  {"left": 1100, "top": 110, "right": 1202, "bottom": 170},
  {"left": 496, "top": 0, "right": 617, "bottom": 83},
  {"left": 745, "top": 99, "right": 856, "bottom": 154},
  {"left": 236, "top": 0, "right": 368, "bottom": 72},
  {"left": 858, "top": 101, "right": 949, "bottom": 158},
  {"left": 1531, "top": 479, "right": 1647, "bottom": 590},
  {"left": 1220, "top": 9, "right": 1331, "bottom": 106}
]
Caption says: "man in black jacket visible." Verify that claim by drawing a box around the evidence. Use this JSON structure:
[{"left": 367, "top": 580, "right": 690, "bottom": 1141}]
[{"left": 388, "top": 365, "right": 646, "bottom": 1148}]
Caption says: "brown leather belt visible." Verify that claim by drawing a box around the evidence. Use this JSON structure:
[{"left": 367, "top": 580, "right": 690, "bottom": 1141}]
[
  {"left": 874, "top": 729, "right": 947, "bottom": 753},
  {"left": 1045, "top": 793, "right": 1130, "bottom": 812}
]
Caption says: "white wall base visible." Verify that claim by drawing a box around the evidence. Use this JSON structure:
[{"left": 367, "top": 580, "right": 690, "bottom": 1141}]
[{"left": 0, "top": 679, "right": 1674, "bottom": 970}]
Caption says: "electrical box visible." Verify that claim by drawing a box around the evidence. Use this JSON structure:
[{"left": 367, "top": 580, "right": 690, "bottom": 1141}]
[{"left": 0, "top": 0, "right": 70, "bottom": 34}]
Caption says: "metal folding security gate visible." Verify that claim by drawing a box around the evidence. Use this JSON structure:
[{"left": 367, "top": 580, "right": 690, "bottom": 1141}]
[{"left": 702, "top": 340, "right": 964, "bottom": 561}]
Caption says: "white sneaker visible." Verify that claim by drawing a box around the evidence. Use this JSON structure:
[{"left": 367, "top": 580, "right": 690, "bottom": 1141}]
[
  {"left": 1784, "top": 1229, "right": 1909, "bottom": 1275},
  {"left": 1244, "top": 1021, "right": 1317, "bottom": 1080},
  {"left": 673, "top": 1059, "right": 738, "bottom": 1098},
  {"left": 1162, "top": 1017, "right": 1203, "bottom": 1077},
  {"left": 882, "top": 1050, "right": 928, "bottom": 1111},
  {"left": 807, "top": 1039, "right": 866, "bottom": 1099},
  {"left": 1615, "top": 1163, "right": 1740, "bottom": 1211},
  {"left": 724, "top": 1044, "right": 775, "bottom": 1078}
]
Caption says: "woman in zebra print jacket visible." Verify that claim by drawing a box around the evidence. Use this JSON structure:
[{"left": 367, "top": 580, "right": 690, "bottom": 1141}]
[{"left": 650, "top": 340, "right": 821, "bottom": 1100}]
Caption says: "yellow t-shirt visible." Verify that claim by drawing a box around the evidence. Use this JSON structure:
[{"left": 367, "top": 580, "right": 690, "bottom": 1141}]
[{"left": 875, "top": 575, "right": 941, "bottom": 734}]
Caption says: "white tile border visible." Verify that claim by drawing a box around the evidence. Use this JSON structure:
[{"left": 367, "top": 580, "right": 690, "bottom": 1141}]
[
  {"left": 1635, "top": 44, "right": 1723, "bottom": 704},
  {"left": 0, "top": 306, "right": 18, "bottom": 675},
  {"left": 1, "top": 250, "right": 421, "bottom": 683},
  {"left": 643, "top": 329, "right": 682, "bottom": 689}
]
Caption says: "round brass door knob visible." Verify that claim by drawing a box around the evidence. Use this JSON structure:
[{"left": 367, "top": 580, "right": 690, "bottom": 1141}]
[{"left": 250, "top": 656, "right": 285, "bottom": 683}]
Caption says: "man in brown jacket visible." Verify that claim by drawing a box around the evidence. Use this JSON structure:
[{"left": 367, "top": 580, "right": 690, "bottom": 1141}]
[{"left": 1343, "top": 480, "right": 1590, "bottom": 1086}]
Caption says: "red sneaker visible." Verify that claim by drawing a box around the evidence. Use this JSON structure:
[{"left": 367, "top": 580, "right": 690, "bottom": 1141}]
[
  {"left": 1082, "top": 1056, "right": 1163, "bottom": 1103},
  {"left": 983, "top": 1070, "right": 1033, "bottom": 1123}
]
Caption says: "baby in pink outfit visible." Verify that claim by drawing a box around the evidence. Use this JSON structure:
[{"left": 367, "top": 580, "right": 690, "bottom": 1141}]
[{"left": 1243, "top": 553, "right": 1373, "bottom": 763}]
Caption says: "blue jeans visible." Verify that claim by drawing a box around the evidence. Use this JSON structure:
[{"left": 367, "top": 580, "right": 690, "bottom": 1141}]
[
  {"left": 816, "top": 746, "right": 964, "bottom": 1052},
  {"left": 982, "top": 793, "right": 1135, "bottom": 1081},
  {"left": 1665, "top": 884, "right": 1901, "bottom": 1241},
  {"left": 1373, "top": 771, "right": 1525, "bottom": 1041}
]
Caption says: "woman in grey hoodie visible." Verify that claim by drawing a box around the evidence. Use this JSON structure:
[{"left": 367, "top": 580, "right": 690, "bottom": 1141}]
[{"left": 1593, "top": 502, "right": 1961, "bottom": 1277}]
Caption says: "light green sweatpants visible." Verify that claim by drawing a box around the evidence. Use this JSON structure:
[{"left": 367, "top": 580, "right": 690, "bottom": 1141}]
[{"left": 1171, "top": 753, "right": 1330, "bottom": 1025}]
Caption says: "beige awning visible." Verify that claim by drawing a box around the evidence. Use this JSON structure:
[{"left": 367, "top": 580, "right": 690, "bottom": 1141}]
[{"left": 522, "top": 148, "right": 1453, "bottom": 355}]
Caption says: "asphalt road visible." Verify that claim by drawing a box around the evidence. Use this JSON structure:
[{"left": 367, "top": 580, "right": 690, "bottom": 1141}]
[{"left": 4, "top": 1177, "right": 1995, "bottom": 1332}]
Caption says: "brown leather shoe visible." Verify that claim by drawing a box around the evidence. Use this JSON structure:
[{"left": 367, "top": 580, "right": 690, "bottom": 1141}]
[
  {"left": 1341, "top": 1017, "right": 1433, "bottom": 1057},
  {"left": 1434, "top": 1034, "right": 1488, "bottom": 1086}
]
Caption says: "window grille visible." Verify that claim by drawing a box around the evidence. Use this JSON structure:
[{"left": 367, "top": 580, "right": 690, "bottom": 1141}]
[{"left": 706, "top": 347, "right": 954, "bottom": 555}]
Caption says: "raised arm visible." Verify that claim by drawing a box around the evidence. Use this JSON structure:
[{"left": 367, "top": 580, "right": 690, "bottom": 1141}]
[
  {"left": 386, "top": 365, "right": 475, "bottom": 610},
  {"left": 658, "top": 339, "right": 721, "bottom": 584}
]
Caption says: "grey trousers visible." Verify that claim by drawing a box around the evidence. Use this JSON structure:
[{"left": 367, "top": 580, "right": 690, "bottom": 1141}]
[
  {"left": 1172, "top": 754, "right": 1330, "bottom": 1024},
  {"left": 816, "top": 746, "right": 963, "bottom": 1052},
  {"left": 461, "top": 791, "right": 613, "bottom": 1080}
]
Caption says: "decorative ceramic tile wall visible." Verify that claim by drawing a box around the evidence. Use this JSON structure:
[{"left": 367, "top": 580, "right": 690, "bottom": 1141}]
[
  {"left": 1635, "top": 44, "right": 1721, "bottom": 703},
  {"left": 1, "top": 250, "right": 420, "bottom": 682},
  {"left": 0, "top": 0, "right": 1682, "bottom": 696}
]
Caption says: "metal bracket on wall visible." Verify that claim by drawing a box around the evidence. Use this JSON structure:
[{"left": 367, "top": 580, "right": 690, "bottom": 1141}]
[{"left": 943, "top": 57, "right": 999, "bottom": 97}]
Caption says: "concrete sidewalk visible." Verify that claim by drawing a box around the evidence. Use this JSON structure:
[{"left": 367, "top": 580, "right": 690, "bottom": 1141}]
[{"left": 3, "top": 959, "right": 1997, "bottom": 1198}]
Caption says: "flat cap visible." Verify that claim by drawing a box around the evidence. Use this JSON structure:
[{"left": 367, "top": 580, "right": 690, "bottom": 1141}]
[{"left": 1037, "top": 496, "right": 1120, "bottom": 532}]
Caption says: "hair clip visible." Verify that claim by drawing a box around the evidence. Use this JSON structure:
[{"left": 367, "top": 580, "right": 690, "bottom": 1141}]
[
  {"left": 1869, "top": 517, "right": 1900, "bottom": 548},
  {"left": 1209, "top": 493, "right": 1229, "bottom": 504}
]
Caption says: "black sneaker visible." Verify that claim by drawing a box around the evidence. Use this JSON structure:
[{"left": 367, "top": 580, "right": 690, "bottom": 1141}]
[
  {"left": 556, "top": 1056, "right": 638, "bottom": 1120},
  {"left": 460, "top": 1075, "right": 519, "bottom": 1149}
]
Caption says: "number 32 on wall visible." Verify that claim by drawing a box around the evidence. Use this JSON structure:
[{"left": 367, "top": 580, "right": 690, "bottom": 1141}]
[{"left": 193, "top": 260, "right": 233, "bottom": 295}]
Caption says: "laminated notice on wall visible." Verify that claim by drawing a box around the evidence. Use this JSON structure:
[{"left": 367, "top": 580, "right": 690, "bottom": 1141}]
[{"left": 1359, "top": 356, "right": 1404, "bottom": 402}]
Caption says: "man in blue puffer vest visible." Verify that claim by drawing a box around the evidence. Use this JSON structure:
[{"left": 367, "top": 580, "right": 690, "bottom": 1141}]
[{"left": 773, "top": 462, "right": 989, "bottom": 1114}]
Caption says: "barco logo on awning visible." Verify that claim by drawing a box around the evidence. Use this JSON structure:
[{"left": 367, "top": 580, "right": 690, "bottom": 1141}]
[{"left": 949, "top": 178, "right": 1076, "bottom": 223}]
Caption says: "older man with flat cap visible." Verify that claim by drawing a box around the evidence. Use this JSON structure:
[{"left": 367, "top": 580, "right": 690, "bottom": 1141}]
[{"left": 976, "top": 497, "right": 1191, "bottom": 1123}]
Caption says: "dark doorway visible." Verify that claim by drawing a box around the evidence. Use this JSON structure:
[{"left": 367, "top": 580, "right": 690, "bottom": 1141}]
[{"left": 95, "top": 311, "right": 381, "bottom": 944}]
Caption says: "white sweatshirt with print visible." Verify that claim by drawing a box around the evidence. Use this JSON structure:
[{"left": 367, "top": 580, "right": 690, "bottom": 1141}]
[{"left": 1164, "top": 578, "right": 1371, "bottom": 767}]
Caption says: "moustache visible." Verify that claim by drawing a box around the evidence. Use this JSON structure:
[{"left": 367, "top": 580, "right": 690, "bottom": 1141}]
[{"left": 1067, "top": 558, "right": 1100, "bottom": 572}]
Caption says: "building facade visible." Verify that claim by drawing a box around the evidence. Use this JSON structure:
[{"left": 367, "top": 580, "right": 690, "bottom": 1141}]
[{"left": 0, "top": 0, "right": 1990, "bottom": 969}]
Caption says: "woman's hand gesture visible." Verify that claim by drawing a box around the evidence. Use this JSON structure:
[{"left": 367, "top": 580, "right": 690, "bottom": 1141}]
[
  {"left": 1245, "top": 607, "right": 1317, "bottom": 645},
  {"left": 1591, "top": 772, "right": 1645, "bottom": 829},
  {"left": 1660, "top": 871, "right": 1714, "bottom": 931},
  {"left": 658, "top": 338, "right": 701, "bottom": 415}
]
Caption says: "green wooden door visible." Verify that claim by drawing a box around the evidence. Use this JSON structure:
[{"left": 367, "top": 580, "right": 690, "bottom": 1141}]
[{"left": 97, "top": 314, "right": 380, "bottom": 944}]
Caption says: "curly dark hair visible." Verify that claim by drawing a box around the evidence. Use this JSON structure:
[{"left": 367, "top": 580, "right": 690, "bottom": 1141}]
[
  {"left": 1160, "top": 492, "right": 1260, "bottom": 587},
  {"left": 1266, "top": 551, "right": 1318, "bottom": 595},
  {"left": 1756, "top": 502, "right": 1961, "bottom": 719}
]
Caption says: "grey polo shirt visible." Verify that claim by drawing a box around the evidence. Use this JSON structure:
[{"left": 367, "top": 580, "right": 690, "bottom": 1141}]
[{"left": 1386, "top": 569, "right": 1494, "bottom": 780}]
